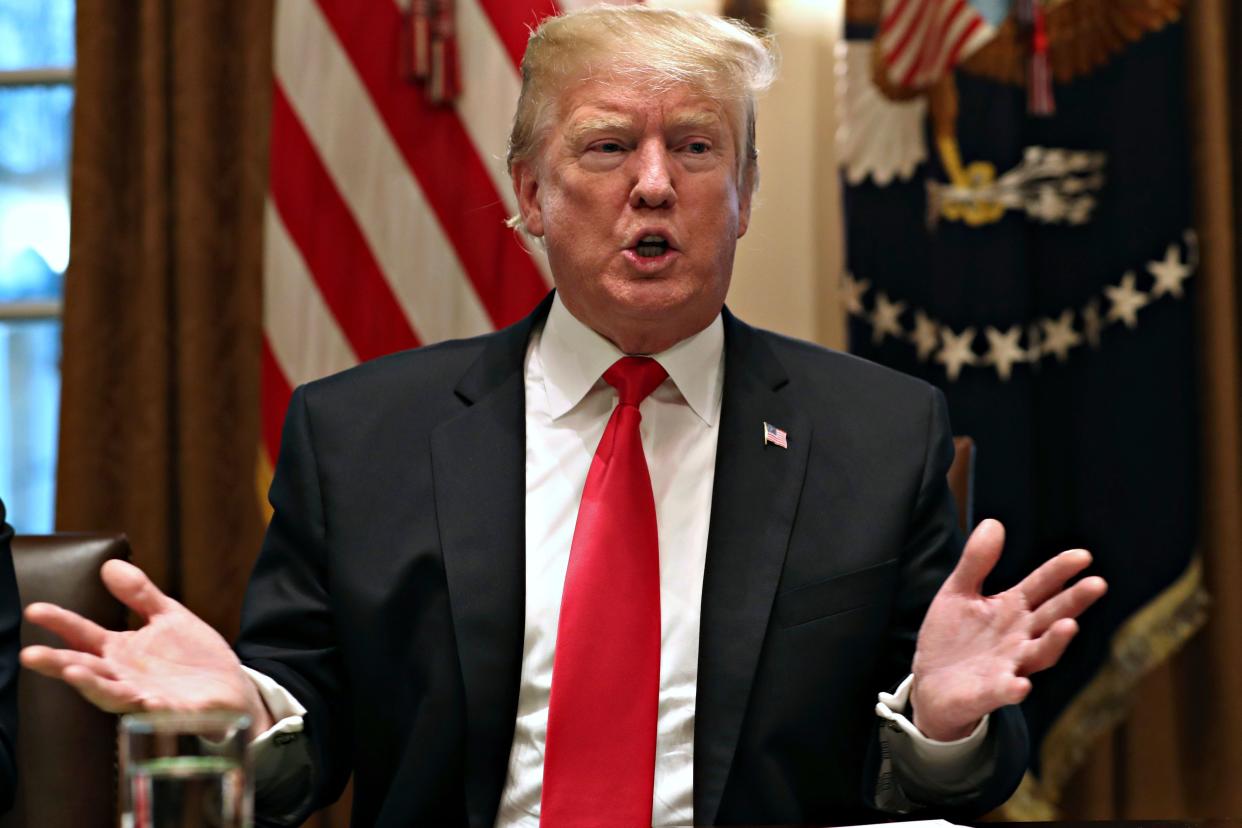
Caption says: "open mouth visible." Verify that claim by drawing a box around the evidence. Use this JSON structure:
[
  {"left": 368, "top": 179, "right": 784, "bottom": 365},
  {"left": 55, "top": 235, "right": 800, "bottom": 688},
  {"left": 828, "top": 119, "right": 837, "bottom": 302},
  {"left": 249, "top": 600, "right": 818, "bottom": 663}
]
[{"left": 633, "top": 235, "right": 671, "bottom": 258}]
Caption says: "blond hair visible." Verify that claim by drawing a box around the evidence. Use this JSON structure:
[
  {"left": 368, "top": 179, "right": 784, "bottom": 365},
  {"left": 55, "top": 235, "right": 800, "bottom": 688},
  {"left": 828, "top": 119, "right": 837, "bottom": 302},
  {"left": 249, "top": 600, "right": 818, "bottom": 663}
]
[{"left": 506, "top": 6, "right": 776, "bottom": 210}]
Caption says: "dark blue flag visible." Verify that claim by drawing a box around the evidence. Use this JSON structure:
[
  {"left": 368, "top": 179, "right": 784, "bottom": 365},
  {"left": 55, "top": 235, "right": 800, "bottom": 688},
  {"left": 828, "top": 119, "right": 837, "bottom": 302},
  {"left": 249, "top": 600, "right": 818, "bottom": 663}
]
[{"left": 839, "top": 0, "right": 1207, "bottom": 815}]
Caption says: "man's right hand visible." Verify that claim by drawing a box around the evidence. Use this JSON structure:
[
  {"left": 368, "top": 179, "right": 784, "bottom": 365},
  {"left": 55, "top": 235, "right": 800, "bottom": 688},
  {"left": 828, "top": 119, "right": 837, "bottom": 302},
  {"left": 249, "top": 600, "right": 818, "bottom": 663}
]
[{"left": 20, "top": 560, "right": 273, "bottom": 736}]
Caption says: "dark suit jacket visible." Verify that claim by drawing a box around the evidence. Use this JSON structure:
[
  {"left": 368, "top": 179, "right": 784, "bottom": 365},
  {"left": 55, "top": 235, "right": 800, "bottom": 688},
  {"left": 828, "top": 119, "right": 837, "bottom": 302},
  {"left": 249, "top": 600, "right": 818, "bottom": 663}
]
[{"left": 238, "top": 294, "right": 1027, "bottom": 827}]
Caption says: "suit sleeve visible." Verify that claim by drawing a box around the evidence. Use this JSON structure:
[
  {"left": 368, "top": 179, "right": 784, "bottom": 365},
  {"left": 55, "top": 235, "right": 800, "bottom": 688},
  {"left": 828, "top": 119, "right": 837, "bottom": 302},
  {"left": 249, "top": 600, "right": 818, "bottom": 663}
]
[
  {"left": 236, "top": 386, "right": 351, "bottom": 825},
  {"left": 862, "top": 386, "right": 1029, "bottom": 818}
]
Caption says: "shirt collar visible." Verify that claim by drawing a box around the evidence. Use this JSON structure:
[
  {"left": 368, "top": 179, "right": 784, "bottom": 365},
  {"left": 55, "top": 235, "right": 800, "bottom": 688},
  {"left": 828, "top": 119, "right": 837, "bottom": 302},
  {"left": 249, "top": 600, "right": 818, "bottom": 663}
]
[{"left": 537, "top": 293, "right": 724, "bottom": 426}]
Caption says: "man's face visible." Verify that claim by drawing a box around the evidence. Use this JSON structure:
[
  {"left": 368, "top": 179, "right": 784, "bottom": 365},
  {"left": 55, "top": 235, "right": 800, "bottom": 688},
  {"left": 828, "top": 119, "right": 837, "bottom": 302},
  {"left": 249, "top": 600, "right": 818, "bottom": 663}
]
[{"left": 513, "top": 76, "right": 753, "bottom": 354}]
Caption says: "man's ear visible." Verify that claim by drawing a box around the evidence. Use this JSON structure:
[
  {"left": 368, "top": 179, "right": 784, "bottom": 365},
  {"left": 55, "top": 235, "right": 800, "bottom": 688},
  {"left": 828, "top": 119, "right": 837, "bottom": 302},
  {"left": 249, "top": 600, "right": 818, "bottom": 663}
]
[{"left": 512, "top": 160, "right": 545, "bottom": 237}]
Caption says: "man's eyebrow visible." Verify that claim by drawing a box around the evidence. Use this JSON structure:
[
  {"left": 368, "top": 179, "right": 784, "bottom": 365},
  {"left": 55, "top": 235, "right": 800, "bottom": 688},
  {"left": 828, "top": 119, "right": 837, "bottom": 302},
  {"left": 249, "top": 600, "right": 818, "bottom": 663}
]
[
  {"left": 565, "top": 114, "right": 636, "bottom": 145},
  {"left": 564, "top": 110, "right": 723, "bottom": 146},
  {"left": 666, "top": 110, "right": 723, "bottom": 132}
]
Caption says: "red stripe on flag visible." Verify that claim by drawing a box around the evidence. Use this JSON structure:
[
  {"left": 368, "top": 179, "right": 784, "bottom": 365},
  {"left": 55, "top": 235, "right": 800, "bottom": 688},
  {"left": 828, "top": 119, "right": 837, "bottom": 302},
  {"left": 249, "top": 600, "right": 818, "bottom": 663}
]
[
  {"left": 945, "top": 16, "right": 984, "bottom": 68},
  {"left": 316, "top": 0, "right": 550, "bottom": 329},
  {"left": 880, "top": 0, "right": 913, "bottom": 33},
  {"left": 473, "top": 0, "right": 560, "bottom": 72},
  {"left": 269, "top": 84, "right": 423, "bottom": 362},
  {"left": 260, "top": 336, "right": 294, "bottom": 468},
  {"left": 885, "top": 0, "right": 932, "bottom": 68},
  {"left": 905, "top": 0, "right": 964, "bottom": 86}
]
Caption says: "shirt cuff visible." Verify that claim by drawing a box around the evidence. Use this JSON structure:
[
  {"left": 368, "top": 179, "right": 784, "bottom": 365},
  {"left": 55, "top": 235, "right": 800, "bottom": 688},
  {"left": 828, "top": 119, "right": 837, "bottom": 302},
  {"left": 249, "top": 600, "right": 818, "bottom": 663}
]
[
  {"left": 242, "top": 665, "right": 307, "bottom": 746},
  {"left": 241, "top": 667, "right": 315, "bottom": 825},
  {"left": 875, "top": 674, "right": 989, "bottom": 782}
]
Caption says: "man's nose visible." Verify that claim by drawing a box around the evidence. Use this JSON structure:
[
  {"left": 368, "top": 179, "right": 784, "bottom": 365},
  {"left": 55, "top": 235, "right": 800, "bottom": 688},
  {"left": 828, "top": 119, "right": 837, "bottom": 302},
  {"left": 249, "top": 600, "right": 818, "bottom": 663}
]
[{"left": 629, "top": 142, "right": 677, "bottom": 209}]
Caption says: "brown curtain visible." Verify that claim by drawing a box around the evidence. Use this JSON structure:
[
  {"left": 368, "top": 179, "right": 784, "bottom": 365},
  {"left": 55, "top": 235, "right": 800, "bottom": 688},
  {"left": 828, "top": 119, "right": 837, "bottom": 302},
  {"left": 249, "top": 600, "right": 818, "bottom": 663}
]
[
  {"left": 61, "top": 5, "right": 359, "bottom": 825},
  {"left": 57, "top": 0, "right": 273, "bottom": 638},
  {"left": 1057, "top": 0, "right": 1242, "bottom": 817}
]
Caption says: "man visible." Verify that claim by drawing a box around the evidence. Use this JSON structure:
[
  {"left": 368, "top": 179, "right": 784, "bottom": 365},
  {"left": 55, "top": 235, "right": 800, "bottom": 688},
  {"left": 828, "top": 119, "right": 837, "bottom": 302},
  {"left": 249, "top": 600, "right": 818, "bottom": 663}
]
[{"left": 21, "top": 7, "right": 1106, "bottom": 827}]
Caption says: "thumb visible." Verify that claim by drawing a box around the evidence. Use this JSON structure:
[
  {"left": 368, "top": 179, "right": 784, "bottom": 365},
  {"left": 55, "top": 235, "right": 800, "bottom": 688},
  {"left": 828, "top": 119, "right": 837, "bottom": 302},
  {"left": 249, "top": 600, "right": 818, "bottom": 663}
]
[
  {"left": 944, "top": 518, "right": 1005, "bottom": 596},
  {"left": 100, "top": 560, "right": 176, "bottom": 620}
]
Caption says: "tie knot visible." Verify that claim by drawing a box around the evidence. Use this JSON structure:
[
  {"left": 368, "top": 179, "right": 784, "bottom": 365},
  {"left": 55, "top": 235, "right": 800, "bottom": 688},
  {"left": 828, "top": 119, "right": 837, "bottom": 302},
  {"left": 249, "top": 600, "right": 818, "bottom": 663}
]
[{"left": 603, "top": 357, "right": 668, "bottom": 408}]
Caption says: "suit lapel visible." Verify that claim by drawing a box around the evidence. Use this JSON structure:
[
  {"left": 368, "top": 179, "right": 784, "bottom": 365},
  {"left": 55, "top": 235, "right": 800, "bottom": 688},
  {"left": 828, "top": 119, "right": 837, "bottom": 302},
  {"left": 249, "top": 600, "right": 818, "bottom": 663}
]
[
  {"left": 694, "top": 311, "right": 812, "bottom": 824},
  {"left": 431, "top": 293, "right": 552, "bottom": 827}
]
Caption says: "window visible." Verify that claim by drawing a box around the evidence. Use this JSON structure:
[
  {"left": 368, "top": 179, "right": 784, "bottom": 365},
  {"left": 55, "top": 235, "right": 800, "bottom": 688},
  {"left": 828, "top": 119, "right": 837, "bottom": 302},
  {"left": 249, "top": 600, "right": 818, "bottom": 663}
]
[{"left": 0, "top": 0, "right": 74, "bottom": 533}]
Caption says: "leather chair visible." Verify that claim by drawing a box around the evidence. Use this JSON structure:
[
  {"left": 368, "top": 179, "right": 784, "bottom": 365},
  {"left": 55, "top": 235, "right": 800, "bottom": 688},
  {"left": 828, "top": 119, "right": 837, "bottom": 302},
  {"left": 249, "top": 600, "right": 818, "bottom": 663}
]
[
  {"left": 0, "top": 535, "right": 129, "bottom": 828},
  {"left": 948, "top": 435, "right": 976, "bottom": 534}
]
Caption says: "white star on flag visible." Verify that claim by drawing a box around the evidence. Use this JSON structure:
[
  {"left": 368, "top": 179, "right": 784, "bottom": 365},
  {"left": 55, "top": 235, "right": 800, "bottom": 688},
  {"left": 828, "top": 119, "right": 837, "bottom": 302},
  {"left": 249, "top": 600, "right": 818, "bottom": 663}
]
[
  {"left": 983, "top": 325, "right": 1026, "bottom": 381},
  {"left": 1147, "top": 243, "right": 1192, "bottom": 299},
  {"left": 870, "top": 292, "right": 907, "bottom": 344},
  {"left": 1104, "top": 271, "right": 1151, "bottom": 329},
  {"left": 936, "top": 325, "right": 978, "bottom": 382},
  {"left": 840, "top": 273, "right": 871, "bottom": 316},
  {"left": 1041, "top": 310, "right": 1082, "bottom": 362}
]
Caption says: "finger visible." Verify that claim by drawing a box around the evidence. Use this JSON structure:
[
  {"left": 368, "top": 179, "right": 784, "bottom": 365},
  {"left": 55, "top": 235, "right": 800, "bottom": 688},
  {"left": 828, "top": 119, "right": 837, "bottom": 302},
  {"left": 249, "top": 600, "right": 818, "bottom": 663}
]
[
  {"left": 943, "top": 519, "right": 1005, "bottom": 595},
  {"left": 996, "top": 675, "right": 1032, "bottom": 707},
  {"left": 1018, "top": 618, "right": 1080, "bottom": 676},
  {"left": 61, "top": 664, "right": 147, "bottom": 714},
  {"left": 100, "top": 560, "right": 176, "bottom": 619},
  {"left": 23, "top": 602, "right": 110, "bottom": 654},
  {"left": 21, "top": 645, "right": 118, "bottom": 681},
  {"left": 1030, "top": 576, "right": 1108, "bottom": 635},
  {"left": 1015, "top": 548, "right": 1094, "bottom": 608}
]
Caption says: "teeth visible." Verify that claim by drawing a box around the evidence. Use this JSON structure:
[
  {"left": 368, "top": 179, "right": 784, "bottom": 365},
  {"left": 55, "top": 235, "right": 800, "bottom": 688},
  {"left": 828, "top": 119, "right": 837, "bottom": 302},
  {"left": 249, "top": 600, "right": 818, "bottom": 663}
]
[{"left": 640, "top": 234, "right": 666, "bottom": 243}]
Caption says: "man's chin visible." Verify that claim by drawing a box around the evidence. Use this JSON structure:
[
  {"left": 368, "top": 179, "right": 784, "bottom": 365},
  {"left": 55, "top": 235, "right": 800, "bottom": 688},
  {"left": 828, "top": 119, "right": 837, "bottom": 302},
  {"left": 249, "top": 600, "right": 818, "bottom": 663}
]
[{"left": 584, "top": 286, "right": 721, "bottom": 352}]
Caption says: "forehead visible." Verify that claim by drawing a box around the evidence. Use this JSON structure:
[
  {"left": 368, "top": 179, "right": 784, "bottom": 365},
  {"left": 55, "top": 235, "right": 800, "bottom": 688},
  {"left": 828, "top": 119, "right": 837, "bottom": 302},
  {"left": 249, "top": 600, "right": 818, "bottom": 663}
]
[{"left": 556, "top": 78, "right": 734, "bottom": 137}]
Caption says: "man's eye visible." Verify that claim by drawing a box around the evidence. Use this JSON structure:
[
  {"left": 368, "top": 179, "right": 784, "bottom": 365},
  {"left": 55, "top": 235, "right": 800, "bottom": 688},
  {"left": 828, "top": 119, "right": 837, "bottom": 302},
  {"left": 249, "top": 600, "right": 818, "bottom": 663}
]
[
  {"left": 686, "top": 142, "right": 711, "bottom": 154},
  {"left": 593, "top": 142, "right": 624, "bottom": 153}
]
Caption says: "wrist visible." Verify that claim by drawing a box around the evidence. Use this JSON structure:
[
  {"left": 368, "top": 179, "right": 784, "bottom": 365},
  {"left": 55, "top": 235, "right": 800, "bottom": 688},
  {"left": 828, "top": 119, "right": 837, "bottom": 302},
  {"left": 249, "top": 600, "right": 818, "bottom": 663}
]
[
  {"left": 910, "top": 675, "right": 978, "bottom": 742},
  {"left": 912, "top": 708, "right": 977, "bottom": 742}
]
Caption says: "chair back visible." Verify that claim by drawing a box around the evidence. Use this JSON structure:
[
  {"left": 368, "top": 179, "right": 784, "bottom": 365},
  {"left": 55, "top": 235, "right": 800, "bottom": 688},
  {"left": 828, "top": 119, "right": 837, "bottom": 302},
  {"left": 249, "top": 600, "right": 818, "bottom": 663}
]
[
  {"left": 0, "top": 535, "right": 129, "bottom": 828},
  {"left": 948, "top": 436, "right": 976, "bottom": 534}
]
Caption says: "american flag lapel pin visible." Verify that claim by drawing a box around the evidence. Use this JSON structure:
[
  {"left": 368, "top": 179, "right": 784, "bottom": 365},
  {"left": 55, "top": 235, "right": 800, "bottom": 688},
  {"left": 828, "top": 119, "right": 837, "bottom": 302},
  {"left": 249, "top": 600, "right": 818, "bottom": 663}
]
[{"left": 763, "top": 422, "right": 788, "bottom": 449}]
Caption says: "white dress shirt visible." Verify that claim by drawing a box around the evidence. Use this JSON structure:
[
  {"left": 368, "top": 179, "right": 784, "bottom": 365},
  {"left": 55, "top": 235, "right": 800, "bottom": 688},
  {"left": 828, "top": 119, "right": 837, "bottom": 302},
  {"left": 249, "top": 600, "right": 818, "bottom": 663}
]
[
  {"left": 497, "top": 296, "right": 723, "bottom": 825},
  {"left": 247, "top": 294, "right": 990, "bottom": 824}
]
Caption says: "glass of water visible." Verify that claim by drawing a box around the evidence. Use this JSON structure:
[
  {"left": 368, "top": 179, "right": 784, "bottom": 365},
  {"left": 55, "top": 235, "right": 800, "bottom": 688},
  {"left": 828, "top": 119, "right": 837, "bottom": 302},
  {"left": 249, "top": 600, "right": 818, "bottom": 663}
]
[{"left": 119, "top": 711, "right": 253, "bottom": 828}]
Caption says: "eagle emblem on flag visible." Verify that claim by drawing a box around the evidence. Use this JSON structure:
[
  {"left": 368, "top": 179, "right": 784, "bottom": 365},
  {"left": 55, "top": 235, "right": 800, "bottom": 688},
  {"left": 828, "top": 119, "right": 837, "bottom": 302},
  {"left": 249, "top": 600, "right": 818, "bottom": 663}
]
[{"left": 843, "top": 0, "right": 1184, "bottom": 226}]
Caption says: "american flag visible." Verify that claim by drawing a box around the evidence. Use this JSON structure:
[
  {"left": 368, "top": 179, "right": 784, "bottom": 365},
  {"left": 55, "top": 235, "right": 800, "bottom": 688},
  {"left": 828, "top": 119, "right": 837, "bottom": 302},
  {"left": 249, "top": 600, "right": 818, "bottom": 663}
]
[
  {"left": 763, "top": 422, "right": 788, "bottom": 449},
  {"left": 876, "top": 0, "right": 996, "bottom": 90},
  {"left": 260, "top": 0, "right": 571, "bottom": 487}
]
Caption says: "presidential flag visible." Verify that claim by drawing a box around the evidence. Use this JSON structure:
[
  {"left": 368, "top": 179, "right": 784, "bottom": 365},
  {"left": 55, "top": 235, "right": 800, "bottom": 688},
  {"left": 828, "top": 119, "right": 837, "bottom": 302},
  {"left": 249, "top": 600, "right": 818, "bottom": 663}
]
[{"left": 839, "top": 0, "right": 1202, "bottom": 815}]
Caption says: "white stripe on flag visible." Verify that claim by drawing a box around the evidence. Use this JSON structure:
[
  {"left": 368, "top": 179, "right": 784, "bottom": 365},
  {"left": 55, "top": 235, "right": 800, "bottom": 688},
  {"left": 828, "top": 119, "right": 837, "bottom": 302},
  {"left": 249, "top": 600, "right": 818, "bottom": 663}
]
[
  {"left": 263, "top": 201, "right": 359, "bottom": 386},
  {"left": 274, "top": 0, "right": 495, "bottom": 344},
  {"left": 918, "top": 0, "right": 963, "bottom": 81},
  {"left": 933, "top": 11, "right": 976, "bottom": 75},
  {"left": 456, "top": 0, "right": 522, "bottom": 219},
  {"left": 457, "top": 0, "right": 553, "bottom": 283}
]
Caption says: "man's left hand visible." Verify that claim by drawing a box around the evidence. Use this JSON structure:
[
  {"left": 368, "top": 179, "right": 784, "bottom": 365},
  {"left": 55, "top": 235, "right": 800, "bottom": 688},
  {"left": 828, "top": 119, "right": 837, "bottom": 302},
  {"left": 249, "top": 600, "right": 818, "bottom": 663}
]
[{"left": 910, "top": 519, "right": 1108, "bottom": 741}]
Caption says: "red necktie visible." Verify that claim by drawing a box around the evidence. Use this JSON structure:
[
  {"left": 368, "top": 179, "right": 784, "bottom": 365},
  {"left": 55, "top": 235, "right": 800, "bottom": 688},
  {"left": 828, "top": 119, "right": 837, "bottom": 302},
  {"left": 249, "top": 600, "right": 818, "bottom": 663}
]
[{"left": 541, "top": 356, "right": 668, "bottom": 828}]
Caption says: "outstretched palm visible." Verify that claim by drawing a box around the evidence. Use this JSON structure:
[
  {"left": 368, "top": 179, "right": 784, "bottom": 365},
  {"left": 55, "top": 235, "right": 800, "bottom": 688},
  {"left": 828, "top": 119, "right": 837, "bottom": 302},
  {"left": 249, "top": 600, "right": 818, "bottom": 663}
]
[
  {"left": 911, "top": 519, "right": 1107, "bottom": 741},
  {"left": 21, "top": 560, "right": 271, "bottom": 731}
]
